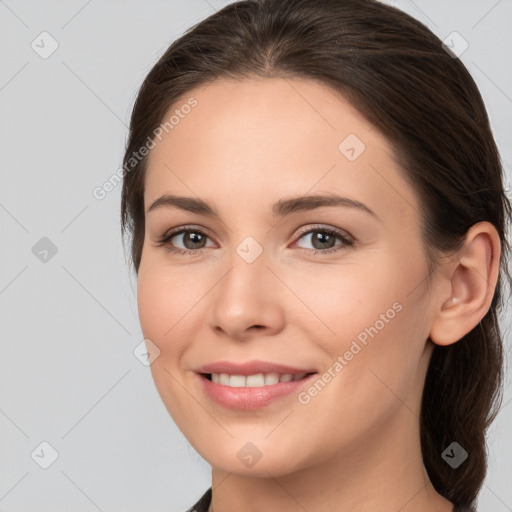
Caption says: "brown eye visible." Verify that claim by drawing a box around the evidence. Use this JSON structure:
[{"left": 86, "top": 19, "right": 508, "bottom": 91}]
[
  {"left": 156, "top": 227, "right": 215, "bottom": 255},
  {"left": 294, "top": 226, "right": 354, "bottom": 254},
  {"left": 173, "top": 231, "right": 208, "bottom": 250},
  {"left": 156, "top": 224, "right": 354, "bottom": 256}
]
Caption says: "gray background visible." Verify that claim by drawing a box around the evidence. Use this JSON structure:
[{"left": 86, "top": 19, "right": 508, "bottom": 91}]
[{"left": 0, "top": 0, "right": 511, "bottom": 511}]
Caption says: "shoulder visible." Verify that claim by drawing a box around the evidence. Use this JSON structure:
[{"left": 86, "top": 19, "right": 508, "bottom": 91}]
[{"left": 185, "top": 487, "right": 212, "bottom": 512}]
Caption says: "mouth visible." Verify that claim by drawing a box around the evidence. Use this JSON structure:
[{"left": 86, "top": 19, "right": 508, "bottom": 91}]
[
  {"left": 197, "top": 369, "right": 318, "bottom": 410},
  {"left": 201, "top": 372, "right": 316, "bottom": 387}
]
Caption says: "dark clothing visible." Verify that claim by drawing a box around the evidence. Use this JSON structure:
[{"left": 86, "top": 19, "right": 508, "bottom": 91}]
[
  {"left": 186, "top": 487, "right": 475, "bottom": 511},
  {"left": 186, "top": 487, "right": 211, "bottom": 512}
]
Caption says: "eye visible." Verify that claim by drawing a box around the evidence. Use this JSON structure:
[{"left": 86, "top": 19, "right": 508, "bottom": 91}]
[
  {"left": 293, "top": 225, "right": 354, "bottom": 254},
  {"left": 155, "top": 225, "right": 215, "bottom": 255},
  {"left": 155, "top": 224, "right": 354, "bottom": 256}
]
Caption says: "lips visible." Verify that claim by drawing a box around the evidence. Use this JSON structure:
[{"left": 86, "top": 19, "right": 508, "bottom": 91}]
[{"left": 195, "top": 360, "right": 318, "bottom": 410}]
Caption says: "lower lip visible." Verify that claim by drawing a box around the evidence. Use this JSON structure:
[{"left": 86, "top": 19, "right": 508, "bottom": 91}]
[{"left": 197, "top": 373, "right": 317, "bottom": 410}]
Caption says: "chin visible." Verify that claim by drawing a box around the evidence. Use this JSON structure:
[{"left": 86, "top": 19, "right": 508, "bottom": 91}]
[{"left": 194, "top": 436, "right": 310, "bottom": 477}]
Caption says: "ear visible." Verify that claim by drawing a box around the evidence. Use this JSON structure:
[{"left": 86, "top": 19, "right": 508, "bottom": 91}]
[{"left": 429, "top": 221, "right": 501, "bottom": 346}]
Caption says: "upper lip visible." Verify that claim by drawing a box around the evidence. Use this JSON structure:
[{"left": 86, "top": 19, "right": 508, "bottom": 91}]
[{"left": 196, "top": 360, "right": 318, "bottom": 376}]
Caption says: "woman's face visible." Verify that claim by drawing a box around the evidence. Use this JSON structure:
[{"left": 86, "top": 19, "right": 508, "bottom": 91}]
[{"left": 137, "top": 77, "right": 442, "bottom": 476}]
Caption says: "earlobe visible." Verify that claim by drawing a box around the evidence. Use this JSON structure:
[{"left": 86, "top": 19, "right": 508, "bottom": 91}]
[{"left": 429, "top": 221, "right": 501, "bottom": 347}]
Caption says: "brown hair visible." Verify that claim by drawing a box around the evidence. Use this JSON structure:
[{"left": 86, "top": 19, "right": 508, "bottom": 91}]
[{"left": 120, "top": 0, "right": 511, "bottom": 509}]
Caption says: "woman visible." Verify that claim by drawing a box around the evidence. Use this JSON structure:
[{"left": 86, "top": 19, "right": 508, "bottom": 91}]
[{"left": 120, "top": 0, "right": 511, "bottom": 510}]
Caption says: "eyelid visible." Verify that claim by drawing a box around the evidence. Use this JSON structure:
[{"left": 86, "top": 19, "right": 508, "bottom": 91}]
[
  {"left": 160, "top": 224, "right": 214, "bottom": 242},
  {"left": 156, "top": 223, "right": 355, "bottom": 255},
  {"left": 293, "top": 223, "right": 353, "bottom": 241},
  {"left": 159, "top": 223, "right": 353, "bottom": 242},
  {"left": 155, "top": 224, "right": 217, "bottom": 251},
  {"left": 291, "top": 224, "right": 354, "bottom": 253}
]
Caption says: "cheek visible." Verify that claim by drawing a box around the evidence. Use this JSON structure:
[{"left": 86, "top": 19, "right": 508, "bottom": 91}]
[
  {"left": 290, "top": 258, "right": 405, "bottom": 346},
  {"left": 136, "top": 266, "right": 201, "bottom": 425},
  {"left": 137, "top": 272, "right": 167, "bottom": 346},
  {"left": 299, "top": 253, "right": 430, "bottom": 396},
  {"left": 136, "top": 264, "right": 195, "bottom": 362}
]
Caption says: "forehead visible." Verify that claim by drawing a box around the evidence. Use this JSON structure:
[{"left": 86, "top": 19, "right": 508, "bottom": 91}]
[{"left": 144, "top": 76, "right": 419, "bottom": 224}]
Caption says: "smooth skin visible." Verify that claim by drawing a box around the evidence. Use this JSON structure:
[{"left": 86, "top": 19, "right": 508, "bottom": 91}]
[{"left": 137, "top": 77, "right": 500, "bottom": 512}]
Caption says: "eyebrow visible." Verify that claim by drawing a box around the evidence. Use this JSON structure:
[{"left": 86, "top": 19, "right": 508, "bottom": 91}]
[{"left": 146, "top": 193, "right": 379, "bottom": 220}]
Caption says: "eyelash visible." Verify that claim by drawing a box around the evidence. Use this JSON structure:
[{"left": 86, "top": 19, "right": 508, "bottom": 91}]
[{"left": 155, "top": 224, "right": 354, "bottom": 256}]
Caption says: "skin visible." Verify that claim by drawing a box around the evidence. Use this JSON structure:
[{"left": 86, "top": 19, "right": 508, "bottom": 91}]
[{"left": 136, "top": 77, "right": 501, "bottom": 512}]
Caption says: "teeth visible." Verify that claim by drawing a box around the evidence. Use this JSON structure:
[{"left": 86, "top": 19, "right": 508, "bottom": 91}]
[
  {"left": 229, "top": 375, "right": 246, "bottom": 387},
  {"left": 246, "top": 374, "right": 265, "bottom": 387},
  {"left": 209, "top": 372, "right": 309, "bottom": 387},
  {"left": 265, "top": 372, "right": 280, "bottom": 385}
]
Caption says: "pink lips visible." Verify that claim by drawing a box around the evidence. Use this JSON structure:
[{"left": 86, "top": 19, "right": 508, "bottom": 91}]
[{"left": 196, "top": 360, "right": 318, "bottom": 410}]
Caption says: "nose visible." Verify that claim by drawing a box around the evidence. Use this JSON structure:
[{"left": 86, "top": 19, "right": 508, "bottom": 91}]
[{"left": 208, "top": 252, "right": 286, "bottom": 341}]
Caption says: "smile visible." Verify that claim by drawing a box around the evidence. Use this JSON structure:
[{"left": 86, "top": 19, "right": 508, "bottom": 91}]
[
  {"left": 207, "top": 372, "right": 311, "bottom": 387},
  {"left": 197, "top": 371, "right": 317, "bottom": 410}
]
